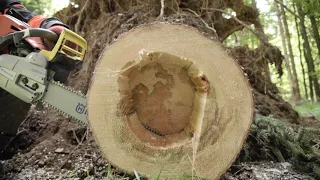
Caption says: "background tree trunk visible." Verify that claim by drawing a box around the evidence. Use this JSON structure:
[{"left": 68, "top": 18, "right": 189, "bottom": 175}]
[
  {"left": 309, "top": 15, "right": 320, "bottom": 57},
  {"left": 280, "top": 0, "right": 301, "bottom": 102},
  {"left": 275, "top": 2, "right": 295, "bottom": 102},
  {"left": 296, "top": 2, "right": 320, "bottom": 102},
  {"left": 293, "top": 1, "right": 308, "bottom": 100}
]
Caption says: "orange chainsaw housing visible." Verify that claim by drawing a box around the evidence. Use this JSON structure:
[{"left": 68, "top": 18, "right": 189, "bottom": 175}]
[{"left": 0, "top": 14, "right": 46, "bottom": 52}]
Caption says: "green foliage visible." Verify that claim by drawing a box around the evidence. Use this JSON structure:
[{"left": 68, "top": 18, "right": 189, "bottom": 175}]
[
  {"left": 238, "top": 114, "right": 320, "bottom": 179},
  {"left": 106, "top": 163, "right": 111, "bottom": 180},
  {"left": 243, "top": 0, "right": 254, "bottom": 6},
  {"left": 295, "top": 102, "right": 320, "bottom": 119},
  {"left": 222, "top": 0, "right": 320, "bottom": 102},
  {"left": 296, "top": 0, "right": 320, "bottom": 18},
  {"left": 20, "top": 0, "right": 52, "bottom": 15}
]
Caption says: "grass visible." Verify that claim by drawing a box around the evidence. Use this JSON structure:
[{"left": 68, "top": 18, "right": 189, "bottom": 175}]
[
  {"left": 68, "top": 167, "right": 78, "bottom": 180},
  {"left": 106, "top": 163, "right": 111, "bottom": 180},
  {"left": 133, "top": 170, "right": 141, "bottom": 180},
  {"left": 294, "top": 102, "right": 320, "bottom": 119}
]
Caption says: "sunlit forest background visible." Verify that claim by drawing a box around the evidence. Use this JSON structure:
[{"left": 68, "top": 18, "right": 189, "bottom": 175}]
[{"left": 22, "top": 0, "right": 320, "bottom": 117}]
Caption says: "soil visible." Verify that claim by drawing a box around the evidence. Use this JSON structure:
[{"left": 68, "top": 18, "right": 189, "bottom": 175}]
[
  {"left": 2, "top": 108, "right": 319, "bottom": 179},
  {"left": 223, "top": 161, "right": 315, "bottom": 180},
  {"left": 2, "top": 108, "right": 116, "bottom": 180},
  {"left": 0, "top": 114, "right": 314, "bottom": 180}
]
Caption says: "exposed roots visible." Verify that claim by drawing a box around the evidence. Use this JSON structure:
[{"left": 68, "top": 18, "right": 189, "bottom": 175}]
[{"left": 228, "top": 45, "right": 297, "bottom": 122}]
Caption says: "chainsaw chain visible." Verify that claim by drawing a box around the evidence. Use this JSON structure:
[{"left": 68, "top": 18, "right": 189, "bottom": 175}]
[
  {"left": 142, "top": 124, "right": 164, "bottom": 136},
  {"left": 39, "top": 80, "right": 88, "bottom": 125},
  {"left": 48, "top": 80, "right": 86, "bottom": 98}
]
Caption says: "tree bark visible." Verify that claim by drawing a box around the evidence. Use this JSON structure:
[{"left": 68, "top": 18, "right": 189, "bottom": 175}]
[
  {"left": 275, "top": 2, "right": 295, "bottom": 102},
  {"left": 251, "top": 0, "right": 257, "bottom": 49},
  {"left": 280, "top": 0, "right": 301, "bottom": 102},
  {"left": 300, "top": 51, "right": 309, "bottom": 100},
  {"left": 293, "top": 1, "right": 308, "bottom": 100},
  {"left": 296, "top": 2, "right": 320, "bottom": 102},
  {"left": 309, "top": 15, "right": 320, "bottom": 58},
  {"left": 307, "top": 67, "right": 314, "bottom": 101}
]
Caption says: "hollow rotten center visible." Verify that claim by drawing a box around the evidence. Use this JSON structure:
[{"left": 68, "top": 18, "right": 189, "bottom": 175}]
[{"left": 117, "top": 50, "right": 209, "bottom": 148}]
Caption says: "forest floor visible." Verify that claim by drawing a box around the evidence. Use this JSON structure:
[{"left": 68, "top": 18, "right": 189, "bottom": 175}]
[{"left": 1, "top": 103, "right": 319, "bottom": 180}]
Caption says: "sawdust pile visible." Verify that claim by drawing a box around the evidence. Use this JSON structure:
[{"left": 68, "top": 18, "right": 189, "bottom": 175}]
[{"left": 56, "top": 0, "right": 298, "bottom": 122}]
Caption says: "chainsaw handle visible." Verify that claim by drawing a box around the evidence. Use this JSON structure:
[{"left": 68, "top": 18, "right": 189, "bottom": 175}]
[
  {"left": 0, "top": 28, "right": 59, "bottom": 51},
  {"left": 26, "top": 28, "right": 59, "bottom": 42}
]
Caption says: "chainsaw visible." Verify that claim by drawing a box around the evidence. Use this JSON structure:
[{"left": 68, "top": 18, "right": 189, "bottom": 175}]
[{"left": 0, "top": 14, "right": 88, "bottom": 126}]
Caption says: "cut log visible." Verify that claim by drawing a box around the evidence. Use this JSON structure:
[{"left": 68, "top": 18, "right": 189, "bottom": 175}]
[{"left": 87, "top": 22, "right": 254, "bottom": 179}]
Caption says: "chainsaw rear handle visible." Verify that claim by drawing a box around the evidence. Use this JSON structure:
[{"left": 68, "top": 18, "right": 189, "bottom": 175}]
[
  {"left": 0, "top": 28, "right": 58, "bottom": 51},
  {"left": 0, "top": 28, "right": 87, "bottom": 62},
  {"left": 25, "top": 28, "right": 59, "bottom": 42}
]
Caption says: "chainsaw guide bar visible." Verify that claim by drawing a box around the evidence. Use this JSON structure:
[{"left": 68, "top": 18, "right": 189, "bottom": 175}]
[{"left": 40, "top": 80, "right": 88, "bottom": 125}]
